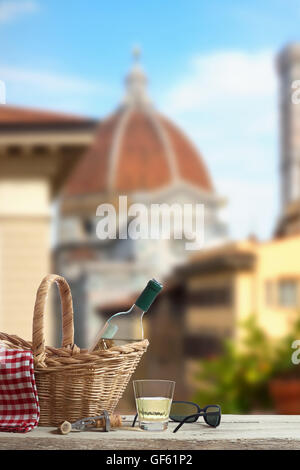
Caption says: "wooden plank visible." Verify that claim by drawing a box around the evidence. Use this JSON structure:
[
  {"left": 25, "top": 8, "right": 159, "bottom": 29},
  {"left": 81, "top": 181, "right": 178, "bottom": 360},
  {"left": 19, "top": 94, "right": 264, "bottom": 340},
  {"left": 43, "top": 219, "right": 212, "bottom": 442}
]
[{"left": 0, "top": 415, "right": 299, "bottom": 450}]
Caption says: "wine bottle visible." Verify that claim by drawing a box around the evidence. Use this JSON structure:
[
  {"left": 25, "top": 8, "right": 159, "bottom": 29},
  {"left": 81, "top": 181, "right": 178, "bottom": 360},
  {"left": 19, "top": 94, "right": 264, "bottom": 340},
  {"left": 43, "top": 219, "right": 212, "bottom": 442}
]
[{"left": 89, "top": 278, "right": 163, "bottom": 351}]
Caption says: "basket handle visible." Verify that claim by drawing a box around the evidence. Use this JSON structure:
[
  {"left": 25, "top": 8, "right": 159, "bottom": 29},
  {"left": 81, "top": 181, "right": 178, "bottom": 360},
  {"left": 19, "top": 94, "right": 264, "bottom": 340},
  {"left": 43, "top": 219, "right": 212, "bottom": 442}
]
[{"left": 32, "top": 274, "right": 75, "bottom": 361}]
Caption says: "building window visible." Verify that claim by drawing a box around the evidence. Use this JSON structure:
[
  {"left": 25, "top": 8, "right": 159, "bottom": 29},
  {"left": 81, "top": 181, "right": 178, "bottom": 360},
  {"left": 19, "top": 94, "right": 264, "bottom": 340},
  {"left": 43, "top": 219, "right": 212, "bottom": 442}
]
[
  {"left": 278, "top": 280, "right": 298, "bottom": 307},
  {"left": 183, "top": 335, "right": 223, "bottom": 358},
  {"left": 83, "top": 218, "right": 94, "bottom": 235},
  {"left": 188, "top": 286, "right": 232, "bottom": 307}
]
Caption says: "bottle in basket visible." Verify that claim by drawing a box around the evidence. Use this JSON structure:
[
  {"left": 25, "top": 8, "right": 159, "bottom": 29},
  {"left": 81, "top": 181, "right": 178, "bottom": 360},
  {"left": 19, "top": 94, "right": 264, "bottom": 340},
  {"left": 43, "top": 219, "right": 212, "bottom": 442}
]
[{"left": 89, "top": 279, "right": 162, "bottom": 351}]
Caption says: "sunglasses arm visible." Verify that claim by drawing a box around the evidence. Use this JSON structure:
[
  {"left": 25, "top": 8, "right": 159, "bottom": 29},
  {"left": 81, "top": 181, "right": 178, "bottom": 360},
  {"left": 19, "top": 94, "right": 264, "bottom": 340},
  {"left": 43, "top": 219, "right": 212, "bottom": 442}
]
[
  {"left": 132, "top": 413, "right": 138, "bottom": 427},
  {"left": 173, "top": 413, "right": 200, "bottom": 433}
]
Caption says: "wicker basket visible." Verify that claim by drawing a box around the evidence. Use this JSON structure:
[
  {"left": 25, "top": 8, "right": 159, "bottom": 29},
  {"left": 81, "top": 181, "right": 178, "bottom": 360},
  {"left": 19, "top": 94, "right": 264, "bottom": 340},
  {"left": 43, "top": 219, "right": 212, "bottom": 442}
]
[{"left": 0, "top": 274, "right": 148, "bottom": 426}]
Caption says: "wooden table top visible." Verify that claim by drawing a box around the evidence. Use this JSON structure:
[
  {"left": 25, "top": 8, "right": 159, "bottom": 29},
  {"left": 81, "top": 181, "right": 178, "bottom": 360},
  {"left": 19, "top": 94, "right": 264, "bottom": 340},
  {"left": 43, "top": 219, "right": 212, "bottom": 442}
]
[{"left": 1, "top": 414, "right": 300, "bottom": 450}]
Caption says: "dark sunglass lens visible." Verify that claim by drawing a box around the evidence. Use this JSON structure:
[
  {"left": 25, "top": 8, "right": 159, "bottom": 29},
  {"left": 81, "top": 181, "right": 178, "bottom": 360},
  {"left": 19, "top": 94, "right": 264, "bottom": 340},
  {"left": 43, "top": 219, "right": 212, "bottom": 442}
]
[
  {"left": 204, "top": 406, "right": 220, "bottom": 427},
  {"left": 170, "top": 402, "right": 198, "bottom": 422}
]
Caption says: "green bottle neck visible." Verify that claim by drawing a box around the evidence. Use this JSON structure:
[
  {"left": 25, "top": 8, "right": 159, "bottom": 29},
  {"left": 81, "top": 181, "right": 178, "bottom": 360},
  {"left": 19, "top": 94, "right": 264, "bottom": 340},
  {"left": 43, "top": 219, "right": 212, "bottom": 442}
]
[{"left": 135, "top": 279, "right": 163, "bottom": 311}]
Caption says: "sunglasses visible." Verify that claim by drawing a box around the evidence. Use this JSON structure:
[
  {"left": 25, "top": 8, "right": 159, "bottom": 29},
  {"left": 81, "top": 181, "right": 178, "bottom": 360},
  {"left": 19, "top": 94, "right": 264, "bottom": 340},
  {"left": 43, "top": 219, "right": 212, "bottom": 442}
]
[{"left": 132, "top": 400, "right": 221, "bottom": 433}]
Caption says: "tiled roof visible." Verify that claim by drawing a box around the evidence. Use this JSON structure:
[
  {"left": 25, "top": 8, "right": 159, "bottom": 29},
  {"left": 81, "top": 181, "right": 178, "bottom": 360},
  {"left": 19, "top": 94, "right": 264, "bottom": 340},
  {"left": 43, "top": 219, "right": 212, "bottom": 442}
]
[
  {"left": 64, "top": 108, "right": 213, "bottom": 195},
  {"left": 0, "top": 104, "right": 92, "bottom": 124}
]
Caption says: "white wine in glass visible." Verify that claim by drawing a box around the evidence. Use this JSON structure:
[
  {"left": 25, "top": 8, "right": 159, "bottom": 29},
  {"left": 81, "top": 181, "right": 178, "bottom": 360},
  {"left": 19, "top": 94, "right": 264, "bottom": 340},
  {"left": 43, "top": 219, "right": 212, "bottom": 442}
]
[
  {"left": 133, "top": 380, "right": 175, "bottom": 431},
  {"left": 136, "top": 397, "right": 172, "bottom": 422}
]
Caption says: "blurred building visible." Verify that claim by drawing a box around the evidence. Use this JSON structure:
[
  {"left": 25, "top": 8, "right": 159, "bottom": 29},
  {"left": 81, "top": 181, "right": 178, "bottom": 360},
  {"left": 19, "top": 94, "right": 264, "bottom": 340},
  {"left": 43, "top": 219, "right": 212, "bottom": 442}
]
[
  {"left": 0, "top": 106, "right": 96, "bottom": 340},
  {"left": 276, "top": 43, "right": 300, "bottom": 237},
  {"left": 143, "top": 233, "right": 300, "bottom": 403},
  {"left": 56, "top": 51, "right": 227, "bottom": 347}
]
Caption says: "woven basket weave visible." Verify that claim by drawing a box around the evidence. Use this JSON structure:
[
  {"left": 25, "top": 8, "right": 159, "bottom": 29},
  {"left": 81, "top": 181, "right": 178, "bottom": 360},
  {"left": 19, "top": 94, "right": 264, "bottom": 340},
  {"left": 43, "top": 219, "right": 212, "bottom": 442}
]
[{"left": 0, "top": 274, "right": 148, "bottom": 426}]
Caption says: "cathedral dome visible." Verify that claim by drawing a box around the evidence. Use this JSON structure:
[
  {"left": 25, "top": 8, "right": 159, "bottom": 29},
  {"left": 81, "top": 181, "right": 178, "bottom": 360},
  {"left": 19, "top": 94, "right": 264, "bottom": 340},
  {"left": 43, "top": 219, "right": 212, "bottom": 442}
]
[{"left": 64, "top": 51, "right": 213, "bottom": 196}]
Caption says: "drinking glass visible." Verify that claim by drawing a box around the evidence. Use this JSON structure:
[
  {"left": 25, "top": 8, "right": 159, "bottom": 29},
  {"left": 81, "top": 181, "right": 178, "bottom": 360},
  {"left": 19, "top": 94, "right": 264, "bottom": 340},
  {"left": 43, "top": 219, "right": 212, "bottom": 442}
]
[{"left": 133, "top": 379, "right": 175, "bottom": 431}]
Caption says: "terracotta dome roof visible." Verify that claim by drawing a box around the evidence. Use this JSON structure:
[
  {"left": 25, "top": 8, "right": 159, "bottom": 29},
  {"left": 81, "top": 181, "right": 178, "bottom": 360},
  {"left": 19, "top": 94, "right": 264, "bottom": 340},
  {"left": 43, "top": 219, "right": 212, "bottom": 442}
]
[
  {"left": 0, "top": 105, "right": 94, "bottom": 125},
  {"left": 64, "top": 54, "right": 213, "bottom": 196}
]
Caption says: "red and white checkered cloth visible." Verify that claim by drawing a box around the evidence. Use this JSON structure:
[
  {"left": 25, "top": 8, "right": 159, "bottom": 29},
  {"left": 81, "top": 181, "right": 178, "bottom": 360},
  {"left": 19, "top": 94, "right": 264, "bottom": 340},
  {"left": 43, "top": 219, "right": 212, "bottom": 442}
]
[{"left": 0, "top": 348, "right": 40, "bottom": 432}]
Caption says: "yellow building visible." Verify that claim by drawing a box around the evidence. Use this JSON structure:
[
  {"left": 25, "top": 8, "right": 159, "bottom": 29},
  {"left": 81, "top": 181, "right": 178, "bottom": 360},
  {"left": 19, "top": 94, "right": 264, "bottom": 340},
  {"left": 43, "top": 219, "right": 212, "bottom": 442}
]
[
  {"left": 179, "top": 234, "right": 300, "bottom": 346},
  {"left": 137, "top": 234, "right": 300, "bottom": 400},
  {"left": 0, "top": 105, "right": 96, "bottom": 341}
]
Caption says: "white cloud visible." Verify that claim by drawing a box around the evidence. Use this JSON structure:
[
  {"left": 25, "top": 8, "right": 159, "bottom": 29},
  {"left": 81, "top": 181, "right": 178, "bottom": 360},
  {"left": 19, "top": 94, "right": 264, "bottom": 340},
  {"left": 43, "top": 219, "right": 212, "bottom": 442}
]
[
  {"left": 0, "top": 64, "right": 109, "bottom": 115},
  {"left": 0, "top": 1, "right": 38, "bottom": 23},
  {"left": 218, "top": 177, "right": 278, "bottom": 241},
  {"left": 164, "top": 50, "right": 276, "bottom": 113},
  {"left": 0, "top": 65, "right": 104, "bottom": 94},
  {"left": 160, "top": 49, "right": 279, "bottom": 240}
]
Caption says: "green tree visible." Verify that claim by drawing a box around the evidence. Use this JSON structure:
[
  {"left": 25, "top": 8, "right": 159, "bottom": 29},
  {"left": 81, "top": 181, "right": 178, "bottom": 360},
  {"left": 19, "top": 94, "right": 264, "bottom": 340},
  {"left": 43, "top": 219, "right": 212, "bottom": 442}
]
[{"left": 194, "top": 315, "right": 300, "bottom": 413}]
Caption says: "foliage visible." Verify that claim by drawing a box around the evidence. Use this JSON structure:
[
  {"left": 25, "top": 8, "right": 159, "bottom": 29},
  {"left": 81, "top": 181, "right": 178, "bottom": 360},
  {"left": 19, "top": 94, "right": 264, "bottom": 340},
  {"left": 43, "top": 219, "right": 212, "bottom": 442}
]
[{"left": 194, "top": 315, "right": 300, "bottom": 413}]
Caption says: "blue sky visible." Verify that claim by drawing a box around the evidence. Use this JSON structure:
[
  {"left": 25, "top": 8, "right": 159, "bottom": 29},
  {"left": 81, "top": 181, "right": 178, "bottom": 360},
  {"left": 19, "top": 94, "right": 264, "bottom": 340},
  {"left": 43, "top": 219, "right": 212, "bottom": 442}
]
[{"left": 1, "top": 0, "right": 300, "bottom": 240}]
